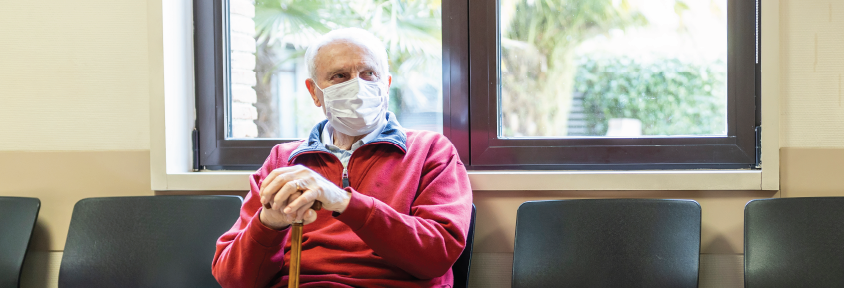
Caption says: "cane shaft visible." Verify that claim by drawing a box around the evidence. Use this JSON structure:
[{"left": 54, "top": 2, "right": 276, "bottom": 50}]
[
  {"left": 289, "top": 223, "right": 303, "bottom": 288},
  {"left": 288, "top": 201, "right": 321, "bottom": 288}
]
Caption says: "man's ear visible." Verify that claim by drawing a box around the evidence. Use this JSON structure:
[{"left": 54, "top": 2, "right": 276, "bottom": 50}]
[
  {"left": 387, "top": 74, "right": 392, "bottom": 88},
  {"left": 305, "top": 79, "right": 322, "bottom": 107}
]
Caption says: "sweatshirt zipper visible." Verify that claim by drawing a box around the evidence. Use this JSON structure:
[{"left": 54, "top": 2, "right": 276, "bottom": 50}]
[
  {"left": 342, "top": 167, "right": 350, "bottom": 188},
  {"left": 339, "top": 140, "right": 393, "bottom": 189}
]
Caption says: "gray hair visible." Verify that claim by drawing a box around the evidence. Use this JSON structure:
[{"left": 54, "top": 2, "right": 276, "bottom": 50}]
[{"left": 304, "top": 28, "right": 390, "bottom": 83}]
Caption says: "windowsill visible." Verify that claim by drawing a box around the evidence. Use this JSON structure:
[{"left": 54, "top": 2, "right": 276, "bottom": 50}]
[{"left": 159, "top": 170, "right": 764, "bottom": 191}]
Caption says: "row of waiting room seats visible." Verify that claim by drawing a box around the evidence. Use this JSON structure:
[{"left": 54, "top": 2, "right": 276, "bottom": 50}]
[{"left": 1, "top": 196, "right": 842, "bottom": 288}]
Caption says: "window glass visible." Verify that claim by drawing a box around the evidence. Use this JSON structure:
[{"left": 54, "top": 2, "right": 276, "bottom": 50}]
[
  {"left": 499, "top": 0, "right": 728, "bottom": 138},
  {"left": 229, "top": 0, "right": 443, "bottom": 139}
]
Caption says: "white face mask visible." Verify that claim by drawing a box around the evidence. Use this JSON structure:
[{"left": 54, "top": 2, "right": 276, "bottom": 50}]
[{"left": 315, "top": 77, "right": 389, "bottom": 136}]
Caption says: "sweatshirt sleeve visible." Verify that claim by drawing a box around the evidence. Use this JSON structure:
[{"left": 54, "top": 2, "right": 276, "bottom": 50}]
[
  {"left": 334, "top": 136, "right": 473, "bottom": 279},
  {"left": 212, "top": 146, "right": 291, "bottom": 288}
]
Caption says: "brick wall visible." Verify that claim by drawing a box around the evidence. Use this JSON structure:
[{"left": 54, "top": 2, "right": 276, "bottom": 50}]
[{"left": 229, "top": 0, "right": 258, "bottom": 138}]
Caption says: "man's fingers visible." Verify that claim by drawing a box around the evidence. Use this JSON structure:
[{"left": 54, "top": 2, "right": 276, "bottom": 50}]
[
  {"left": 296, "top": 176, "right": 315, "bottom": 191},
  {"left": 293, "top": 202, "right": 313, "bottom": 222},
  {"left": 260, "top": 174, "right": 281, "bottom": 208},
  {"left": 284, "top": 189, "right": 319, "bottom": 215},
  {"left": 273, "top": 177, "right": 301, "bottom": 212},
  {"left": 271, "top": 185, "right": 300, "bottom": 214},
  {"left": 261, "top": 172, "right": 296, "bottom": 207},
  {"left": 260, "top": 165, "right": 318, "bottom": 210},
  {"left": 260, "top": 165, "right": 305, "bottom": 191},
  {"left": 260, "top": 167, "right": 288, "bottom": 191},
  {"left": 269, "top": 190, "right": 285, "bottom": 213},
  {"left": 260, "top": 165, "right": 312, "bottom": 204},
  {"left": 302, "top": 209, "right": 318, "bottom": 225},
  {"left": 287, "top": 177, "right": 315, "bottom": 214},
  {"left": 259, "top": 169, "right": 280, "bottom": 192}
]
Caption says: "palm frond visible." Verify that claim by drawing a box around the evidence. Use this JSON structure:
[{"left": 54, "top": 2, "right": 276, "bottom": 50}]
[{"left": 254, "top": 0, "right": 332, "bottom": 48}]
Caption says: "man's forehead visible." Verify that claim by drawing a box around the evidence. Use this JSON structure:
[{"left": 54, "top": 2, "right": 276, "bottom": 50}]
[{"left": 316, "top": 41, "right": 379, "bottom": 72}]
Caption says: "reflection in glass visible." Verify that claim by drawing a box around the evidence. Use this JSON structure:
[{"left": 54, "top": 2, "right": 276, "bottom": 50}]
[
  {"left": 500, "top": 0, "right": 728, "bottom": 138},
  {"left": 230, "top": 0, "right": 443, "bottom": 139}
]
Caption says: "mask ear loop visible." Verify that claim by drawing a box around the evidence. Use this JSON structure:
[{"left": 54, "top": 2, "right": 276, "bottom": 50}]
[
  {"left": 381, "top": 82, "right": 390, "bottom": 108},
  {"left": 312, "top": 79, "right": 325, "bottom": 94}
]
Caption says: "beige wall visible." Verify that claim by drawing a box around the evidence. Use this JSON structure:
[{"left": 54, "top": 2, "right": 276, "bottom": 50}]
[
  {"left": 0, "top": 1, "right": 150, "bottom": 151},
  {"left": 780, "top": 0, "right": 844, "bottom": 147},
  {"left": 0, "top": 0, "right": 155, "bottom": 247},
  {"left": 1, "top": 0, "right": 843, "bottom": 288}
]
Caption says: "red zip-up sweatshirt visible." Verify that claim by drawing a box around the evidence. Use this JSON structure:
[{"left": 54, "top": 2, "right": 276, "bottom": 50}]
[{"left": 212, "top": 116, "right": 473, "bottom": 288}]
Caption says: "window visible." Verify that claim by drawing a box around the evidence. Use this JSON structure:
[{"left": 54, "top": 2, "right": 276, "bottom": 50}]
[
  {"left": 195, "top": 0, "right": 443, "bottom": 169},
  {"left": 195, "top": 0, "right": 760, "bottom": 170}
]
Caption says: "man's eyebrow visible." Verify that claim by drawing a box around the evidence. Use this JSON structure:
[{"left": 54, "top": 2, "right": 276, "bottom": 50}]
[
  {"left": 325, "top": 68, "right": 347, "bottom": 76},
  {"left": 359, "top": 62, "right": 379, "bottom": 72},
  {"left": 324, "top": 65, "right": 378, "bottom": 77}
]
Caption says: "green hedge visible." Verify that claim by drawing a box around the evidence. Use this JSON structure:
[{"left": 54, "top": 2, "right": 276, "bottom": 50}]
[{"left": 574, "top": 57, "right": 727, "bottom": 136}]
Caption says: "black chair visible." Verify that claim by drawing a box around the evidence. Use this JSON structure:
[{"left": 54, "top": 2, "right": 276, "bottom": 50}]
[
  {"left": 452, "top": 204, "right": 476, "bottom": 288},
  {"left": 745, "top": 197, "right": 844, "bottom": 288},
  {"left": 513, "top": 199, "right": 701, "bottom": 288},
  {"left": 59, "top": 195, "right": 242, "bottom": 288},
  {"left": 0, "top": 197, "right": 40, "bottom": 288}
]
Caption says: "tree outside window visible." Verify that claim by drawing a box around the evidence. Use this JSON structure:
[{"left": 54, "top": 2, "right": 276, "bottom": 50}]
[{"left": 232, "top": 0, "right": 728, "bottom": 140}]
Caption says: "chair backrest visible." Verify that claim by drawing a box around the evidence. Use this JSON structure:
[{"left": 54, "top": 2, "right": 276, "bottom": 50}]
[
  {"left": 513, "top": 199, "right": 701, "bottom": 288},
  {"left": 452, "top": 204, "right": 476, "bottom": 288},
  {"left": 59, "top": 195, "right": 242, "bottom": 288},
  {"left": 745, "top": 197, "right": 844, "bottom": 288},
  {"left": 0, "top": 197, "right": 40, "bottom": 288}
]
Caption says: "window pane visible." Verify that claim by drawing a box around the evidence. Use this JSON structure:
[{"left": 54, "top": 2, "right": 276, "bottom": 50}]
[
  {"left": 499, "top": 0, "right": 727, "bottom": 138},
  {"left": 229, "top": 0, "right": 443, "bottom": 139}
]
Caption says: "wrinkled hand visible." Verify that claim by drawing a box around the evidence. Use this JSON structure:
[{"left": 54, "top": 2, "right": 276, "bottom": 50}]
[
  {"left": 258, "top": 190, "right": 312, "bottom": 230},
  {"left": 258, "top": 165, "right": 351, "bottom": 229}
]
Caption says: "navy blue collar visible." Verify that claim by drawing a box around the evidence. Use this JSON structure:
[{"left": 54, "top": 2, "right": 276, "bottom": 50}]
[{"left": 287, "top": 112, "right": 407, "bottom": 163}]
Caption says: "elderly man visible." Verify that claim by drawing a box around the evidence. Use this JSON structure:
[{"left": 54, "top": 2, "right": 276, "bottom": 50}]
[{"left": 212, "top": 28, "right": 473, "bottom": 288}]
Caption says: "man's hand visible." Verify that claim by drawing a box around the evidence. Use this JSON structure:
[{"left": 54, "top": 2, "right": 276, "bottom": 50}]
[
  {"left": 259, "top": 190, "right": 317, "bottom": 230},
  {"left": 259, "top": 165, "right": 351, "bottom": 228}
]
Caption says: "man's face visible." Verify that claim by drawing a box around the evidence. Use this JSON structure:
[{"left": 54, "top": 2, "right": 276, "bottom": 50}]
[{"left": 306, "top": 40, "right": 390, "bottom": 114}]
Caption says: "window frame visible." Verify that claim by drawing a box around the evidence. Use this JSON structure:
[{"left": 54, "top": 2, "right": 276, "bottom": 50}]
[
  {"left": 194, "top": 0, "right": 761, "bottom": 171},
  {"left": 464, "top": 0, "right": 761, "bottom": 170},
  {"left": 195, "top": 0, "right": 301, "bottom": 170}
]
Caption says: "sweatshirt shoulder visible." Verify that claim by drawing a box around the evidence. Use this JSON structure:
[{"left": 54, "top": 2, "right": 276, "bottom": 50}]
[
  {"left": 266, "top": 140, "right": 306, "bottom": 166},
  {"left": 404, "top": 129, "right": 459, "bottom": 158},
  {"left": 405, "top": 129, "right": 453, "bottom": 146}
]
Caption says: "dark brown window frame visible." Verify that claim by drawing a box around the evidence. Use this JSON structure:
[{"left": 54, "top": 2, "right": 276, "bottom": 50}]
[
  {"left": 195, "top": 0, "right": 761, "bottom": 171},
  {"left": 195, "top": 0, "right": 293, "bottom": 170}
]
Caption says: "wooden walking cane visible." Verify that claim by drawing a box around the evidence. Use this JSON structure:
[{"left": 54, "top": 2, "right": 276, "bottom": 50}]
[{"left": 288, "top": 200, "right": 322, "bottom": 288}]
